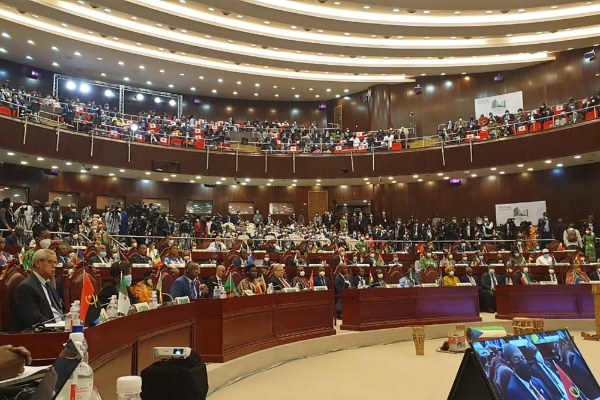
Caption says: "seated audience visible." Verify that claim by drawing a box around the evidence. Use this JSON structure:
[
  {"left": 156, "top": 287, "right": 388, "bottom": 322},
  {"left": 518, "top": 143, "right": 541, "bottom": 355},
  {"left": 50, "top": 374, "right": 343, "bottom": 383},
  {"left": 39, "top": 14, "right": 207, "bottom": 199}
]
[
  {"left": 206, "top": 265, "right": 226, "bottom": 297},
  {"left": 55, "top": 244, "right": 71, "bottom": 266},
  {"left": 0, "top": 237, "right": 13, "bottom": 266},
  {"left": 129, "top": 244, "right": 152, "bottom": 264},
  {"left": 460, "top": 267, "right": 480, "bottom": 287},
  {"left": 370, "top": 268, "right": 387, "bottom": 288},
  {"left": 98, "top": 261, "right": 137, "bottom": 307},
  {"left": 291, "top": 266, "right": 311, "bottom": 290},
  {"left": 5, "top": 225, "right": 28, "bottom": 248},
  {"left": 352, "top": 267, "right": 368, "bottom": 288},
  {"left": 268, "top": 264, "right": 291, "bottom": 290},
  {"left": 442, "top": 265, "right": 460, "bottom": 286},
  {"left": 13, "top": 249, "right": 63, "bottom": 330},
  {"left": 206, "top": 236, "right": 227, "bottom": 252},
  {"left": 132, "top": 269, "right": 154, "bottom": 303},
  {"left": 88, "top": 245, "right": 111, "bottom": 265},
  {"left": 314, "top": 265, "right": 331, "bottom": 289},
  {"left": 162, "top": 245, "right": 184, "bottom": 265},
  {"left": 237, "top": 264, "right": 260, "bottom": 295},
  {"left": 535, "top": 249, "right": 553, "bottom": 266},
  {"left": 170, "top": 262, "right": 206, "bottom": 299}
]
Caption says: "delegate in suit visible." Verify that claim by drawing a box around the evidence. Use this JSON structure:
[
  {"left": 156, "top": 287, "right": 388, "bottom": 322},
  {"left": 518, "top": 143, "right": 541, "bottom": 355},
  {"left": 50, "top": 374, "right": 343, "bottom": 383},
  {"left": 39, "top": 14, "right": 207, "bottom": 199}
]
[{"left": 170, "top": 262, "right": 206, "bottom": 299}]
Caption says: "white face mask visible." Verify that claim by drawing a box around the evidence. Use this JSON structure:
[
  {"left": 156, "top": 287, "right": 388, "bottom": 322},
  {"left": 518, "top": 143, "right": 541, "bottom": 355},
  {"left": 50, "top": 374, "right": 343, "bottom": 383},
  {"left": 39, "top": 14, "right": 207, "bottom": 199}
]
[
  {"left": 264, "top": 258, "right": 269, "bottom": 262},
  {"left": 319, "top": 271, "right": 325, "bottom": 277},
  {"left": 340, "top": 252, "right": 345, "bottom": 257},
  {"left": 377, "top": 274, "right": 384, "bottom": 279},
  {"left": 543, "top": 254, "right": 549, "bottom": 258},
  {"left": 299, "top": 271, "right": 305, "bottom": 277},
  {"left": 370, "top": 254, "right": 375, "bottom": 258},
  {"left": 39, "top": 238, "right": 51, "bottom": 249},
  {"left": 132, "top": 243, "right": 137, "bottom": 248},
  {"left": 184, "top": 256, "right": 190, "bottom": 261},
  {"left": 449, "top": 271, "right": 455, "bottom": 276},
  {"left": 448, "top": 255, "right": 453, "bottom": 260},
  {"left": 146, "top": 279, "right": 153, "bottom": 286},
  {"left": 463, "top": 258, "right": 468, "bottom": 262},
  {"left": 72, "top": 234, "right": 79, "bottom": 240},
  {"left": 489, "top": 269, "right": 495, "bottom": 274},
  {"left": 523, "top": 267, "right": 529, "bottom": 273},
  {"left": 426, "top": 253, "right": 432, "bottom": 257},
  {"left": 168, "top": 240, "right": 174, "bottom": 245},
  {"left": 549, "top": 269, "right": 555, "bottom": 274}
]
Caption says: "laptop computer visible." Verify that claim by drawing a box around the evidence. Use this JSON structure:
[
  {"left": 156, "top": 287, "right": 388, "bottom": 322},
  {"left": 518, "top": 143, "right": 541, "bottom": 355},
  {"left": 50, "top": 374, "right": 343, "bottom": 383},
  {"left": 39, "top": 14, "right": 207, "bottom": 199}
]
[{"left": 0, "top": 339, "right": 82, "bottom": 399}]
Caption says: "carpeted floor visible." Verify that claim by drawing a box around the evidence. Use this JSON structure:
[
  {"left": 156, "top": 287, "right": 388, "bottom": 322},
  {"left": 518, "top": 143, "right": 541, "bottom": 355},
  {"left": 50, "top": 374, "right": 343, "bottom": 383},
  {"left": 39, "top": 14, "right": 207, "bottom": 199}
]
[{"left": 208, "top": 325, "right": 600, "bottom": 400}]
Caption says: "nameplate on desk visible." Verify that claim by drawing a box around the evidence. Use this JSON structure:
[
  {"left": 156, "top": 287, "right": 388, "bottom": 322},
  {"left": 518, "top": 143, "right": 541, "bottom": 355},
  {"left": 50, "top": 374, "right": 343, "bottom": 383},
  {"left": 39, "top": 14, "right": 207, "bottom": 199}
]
[
  {"left": 356, "top": 264, "right": 370, "bottom": 267},
  {"left": 243, "top": 290, "right": 255, "bottom": 296},
  {"left": 386, "top": 284, "right": 401, "bottom": 288},
  {"left": 175, "top": 296, "right": 190, "bottom": 304},
  {"left": 421, "top": 283, "right": 438, "bottom": 288},
  {"left": 309, "top": 264, "right": 323, "bottom": 267},
  {"left": 498, "top": 251, "right": 510, "bottom": 254},
  {"left": 281, "top": 287, "right": 299, "bottom": 293},
  {"left": 313, "top": 286, "right": 328, "bottom": 291},
  {"left": 456, "top": 283, "right": 473, "bottom": 287},
  {"left": 92, "top": 263, "right": 110, "bottom": 268},
  {"left": 539, "top": 281, "right": 558, "bottom": 285},
  {"left": 134, "top": 302, "right": 150, "bottom": 312},
  {"left": 170, "top": 263, "right": 186, "bottom": 269},
  {"left": 489, "top": 263, "right": 504, "bottom": 268},
  {"left": 200, "top": 264, "right": 215, "bottom": 268},
  {"left": 590, "top": 281, "right": 600, "bottom": 285},
  {"left": 456, "top": 263, "right": 469, "bottom": 267},
  {"left": 556, "top": 263, "right": 570, "bottom": 266},
  {"left": 132, "top": 263, "right": 150, "bottom": 269}
]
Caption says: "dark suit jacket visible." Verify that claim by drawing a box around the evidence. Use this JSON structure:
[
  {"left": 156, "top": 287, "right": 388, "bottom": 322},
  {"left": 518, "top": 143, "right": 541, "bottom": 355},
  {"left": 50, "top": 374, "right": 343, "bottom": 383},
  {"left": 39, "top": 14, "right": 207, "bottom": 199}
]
[
  {"left": 313, "top": 275, "right": 331, "bottom": 289},
  {"left": 459, "top": 274, "right": 480, "bottom": 288},
  {"left": 205, "top": 275, "right": 222, "bottom": 298},
  {"left": 352, "top": 275, "right": 368, "bottom": 288},
  {"left": 506, "top": 373, "right": 552, "bottom": 400},
  {"left": 542, "top": 273, "right": 563, "bottom": 284},
  {"left": 268, "top": 276, "right": 290, "bottom": 291},
  {"left": 98, "top": 282, "right": 137, "bottom": 308},
  {"left": 480, "top": 272, "right": 502, "bottom": 291},
  {"left": 170, "top": 276, "right": 200, "bottom": 299},
  {"left": 589, "top": 270, "right": 600, "bottom": 281},
  {"left": 456, "top": 245, "right": 472, "bottom": 253},
  {"left": 5, "top": 233, "right": 27, "bottom": 247},
  {"left": 129, "top": 254, "right": 151, "bottom": 265},
  {"left": 12, "top": 273, "right": 61, "bottom": 330},
  {"left": 334, "top": 274, "right": 351, "bottom": 294},
  {"left": 530, "top": 361, "right": 563, "bottom": 400}
]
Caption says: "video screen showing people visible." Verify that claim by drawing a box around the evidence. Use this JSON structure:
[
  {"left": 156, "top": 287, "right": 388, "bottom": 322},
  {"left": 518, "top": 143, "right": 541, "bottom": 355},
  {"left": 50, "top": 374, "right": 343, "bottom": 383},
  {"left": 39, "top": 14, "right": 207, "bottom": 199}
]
[{"left": 471, "top": 329, "right": 600, "bottom": 400}]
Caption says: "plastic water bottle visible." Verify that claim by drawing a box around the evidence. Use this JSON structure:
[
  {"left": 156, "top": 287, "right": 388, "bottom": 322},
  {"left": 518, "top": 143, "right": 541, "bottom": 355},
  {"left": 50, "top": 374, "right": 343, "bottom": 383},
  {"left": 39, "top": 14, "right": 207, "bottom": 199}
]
[
  {"left": 74, "top": 300, "right": 81, "bottom": 315},
  {"left": 148, "top": 292, "right": 158, "bottom": 310},
  {"left": 219, "top": 286, "right": 226, "bottom": 299},
  {"left": 266, "top": 283, "right": 274, "bottom": 294},
  {"left": 116, "top": 376, "right": 142, "bottom": 400},
  {"left": 106, "top": 295, "right": 118, "bottom": 319},
  {"left": 213, "top": 286, "right": 220, "bottom": 299},
  {"left": 64, "top": 305, "right": 76, "bottom": 332},
  {"left": 57, "top": 335, "right": 94, "bottom": 399},
  {"left": 72, "top": 325, "right": 88, "bottom": 355}
]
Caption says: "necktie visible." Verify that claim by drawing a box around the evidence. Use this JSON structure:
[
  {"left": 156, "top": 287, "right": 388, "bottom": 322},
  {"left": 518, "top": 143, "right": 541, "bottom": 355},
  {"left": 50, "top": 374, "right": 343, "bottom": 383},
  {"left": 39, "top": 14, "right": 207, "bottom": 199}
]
[
  {"left": 551, "top": 274, "right": 555, "bottom": 282},
  {"left": 44, "top": 282, "right": 62, "bottom": 315},
  {"left": 469, "top": 276, "right": 475, "bottom": 286},
  {"left": 529, "top": 382, "right": 544, "bottom": 400},
  {"left": 190, "top": 281, "right": 197, "bottom": 299},
  {"left": 491, "top": 274, "right": 496, "bottom": 289},
  {"left": 281, "top": 278, "right": 290, "bottom": 288}
]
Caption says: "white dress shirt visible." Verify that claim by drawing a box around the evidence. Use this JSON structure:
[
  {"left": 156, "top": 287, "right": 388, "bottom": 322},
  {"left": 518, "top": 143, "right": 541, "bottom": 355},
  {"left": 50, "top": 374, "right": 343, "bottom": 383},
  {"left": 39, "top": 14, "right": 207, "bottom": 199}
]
[{"left": 33, "top": 271, "right": 62, "bottom": 321}]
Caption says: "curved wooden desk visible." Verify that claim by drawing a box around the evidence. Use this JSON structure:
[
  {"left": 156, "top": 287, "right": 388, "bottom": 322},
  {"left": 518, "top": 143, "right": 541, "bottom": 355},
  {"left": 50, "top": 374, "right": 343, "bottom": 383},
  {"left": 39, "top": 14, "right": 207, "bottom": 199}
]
[
  {"left": 0, "top": 291, "right": 335, "bottom": 398},
  {"left": 340, "top": 287, "right": 482, "bottom": 331},
  {"left": 495, "top": 284, "right": 594, "bottom": 320}
]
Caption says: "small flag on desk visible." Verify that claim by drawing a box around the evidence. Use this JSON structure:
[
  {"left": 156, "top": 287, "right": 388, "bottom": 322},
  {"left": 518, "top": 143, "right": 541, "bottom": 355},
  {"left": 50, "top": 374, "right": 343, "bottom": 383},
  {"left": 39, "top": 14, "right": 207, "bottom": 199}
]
[
  {"left": 224, "top": 272, "right": 238, "bottom": 298},
  {"left": 156, "top": 272, "right": 164, "bottom": 303},
  {"left": 73, "top": 249, "right": 84, "bottom": 264},
  {"left": 521, "top": 271, "right": 532, "bottom": 285},
  {"left": 308, "top": 270, "right": 314, "bottom": 288},
  {"left": 377, "top": 254, "right": 385, "bottom": 267},
  {"left": 574, "top": 254, "right": 583, "bottom": 265},
  {"left": 258, "top": 274, "right": 266, "bottom": 294},
  {"left": 248, "top": 254, "right": 255, "bottom": 264},
  {"left": 154, "top": 253, "right": 163, "bottom": 267},
  {"left": 80, "top": 272, "right": 101, "bottom": 326},
  {"left": 368, "top": 270, "right": 373, "bottom": 286},
  {"left": 18, "top": 247, "right": 25, "bottom": 262},
  {"left": 118, "top": 272, "right": 131, "bottom": 315},
  {"left": 519, "top": 255, "right": 527, "bottom": 265}
]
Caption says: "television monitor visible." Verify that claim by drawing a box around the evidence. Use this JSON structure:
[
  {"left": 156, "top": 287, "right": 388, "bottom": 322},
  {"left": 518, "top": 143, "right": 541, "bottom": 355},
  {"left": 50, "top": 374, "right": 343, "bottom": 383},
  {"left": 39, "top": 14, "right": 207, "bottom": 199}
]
[{"left": 469, "top": 329, "right": 600, "bottom": 400}]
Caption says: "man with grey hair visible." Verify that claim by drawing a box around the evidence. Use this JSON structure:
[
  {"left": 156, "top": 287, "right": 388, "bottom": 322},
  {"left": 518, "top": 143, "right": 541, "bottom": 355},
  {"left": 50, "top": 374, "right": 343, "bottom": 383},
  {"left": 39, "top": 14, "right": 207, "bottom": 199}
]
[
  {"left": 502, "top": 343, "right": 552, "bottom": 400},
  {"left": 268, "top": 264, "right": 290, "bottom": 291},
  {"left": 12, "top": 249, "right": 63, "bottom": 330}
]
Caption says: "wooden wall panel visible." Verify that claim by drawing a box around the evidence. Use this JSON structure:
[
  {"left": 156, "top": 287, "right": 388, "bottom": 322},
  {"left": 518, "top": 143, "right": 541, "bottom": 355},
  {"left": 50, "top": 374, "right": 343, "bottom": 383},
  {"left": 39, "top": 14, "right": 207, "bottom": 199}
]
[
  {"left": 1, "top": 161, "right": 599, "bottom": 225},
  {"left": 308, "top": 191, "right": 328, "bottom": 220}
]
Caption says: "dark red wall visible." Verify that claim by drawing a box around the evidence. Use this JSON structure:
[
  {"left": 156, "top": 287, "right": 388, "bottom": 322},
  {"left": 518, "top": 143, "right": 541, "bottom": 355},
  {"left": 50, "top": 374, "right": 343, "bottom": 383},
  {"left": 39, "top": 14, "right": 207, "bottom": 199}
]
[{"left": 0, "top": 161, "right": 598, "bottom": 226}]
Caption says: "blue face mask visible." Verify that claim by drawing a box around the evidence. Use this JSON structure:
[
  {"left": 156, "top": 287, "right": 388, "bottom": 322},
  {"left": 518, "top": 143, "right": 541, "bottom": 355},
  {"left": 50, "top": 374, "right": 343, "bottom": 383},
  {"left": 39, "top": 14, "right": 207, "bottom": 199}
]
[
  {"left": 99, "top": 251, "right": 107, "bottom": 258},
  {"left": 123, "top": 275, "right": 132, "bottom": 287}
]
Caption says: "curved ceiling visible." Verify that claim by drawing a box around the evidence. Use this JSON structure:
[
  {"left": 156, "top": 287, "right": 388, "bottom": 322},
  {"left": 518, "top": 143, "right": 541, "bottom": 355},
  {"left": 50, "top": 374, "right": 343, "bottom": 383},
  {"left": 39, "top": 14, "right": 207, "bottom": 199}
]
[{"left": 0, "top": 0, "right": 598, "bottom": 100}]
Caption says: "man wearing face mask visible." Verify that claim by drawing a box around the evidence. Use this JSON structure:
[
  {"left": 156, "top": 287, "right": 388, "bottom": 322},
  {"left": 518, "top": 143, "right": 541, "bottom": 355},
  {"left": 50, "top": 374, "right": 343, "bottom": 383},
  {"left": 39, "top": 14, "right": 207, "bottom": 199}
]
[
  {"left": 543, "top": 265, "right": 563, "bottom": 284},
  {"left": 535, "top": 249, "right": 553, "bottom": 266},
  {"left": 88, "top": 245, "right": 110, "bottom": 265},
  {"left": 456, "top": 240, "right": 472, "bottom": 253},
  {"left": 22, "top": 225, "right": 52, "bottom": 272},
  {"left": 63, "top": 228, "right": 82, "bottom": 249},
  {"left": 315, "top": 265, "right": 331, "bottom": 289},
  {"left": 524, "top": 343, "right": 568, "bottom": 400},
  {"left": 292, "top": 266, "right": 311, "bottom": 290},
  {"left": 99, "top": 261, "right": 137, "bottom": 308},
  {"left": 132, "top": 269, "right": 155, "bottom": 303},
  {"left": 365, "top": 251, "right": 378, "bottom": 267},
  {"left": 514, "top": 264, "right": 537, "bottom": 285},
  {"left": 480, "top": 266, "right": 501, "bottom": 313},
  {"left": 332, "top": 247, "right": 346, "bottom": 268},
  {"left": 207, "top": 236, "right": 227, "bottom": 252},
  {"left": 206, "top": 265, "right": 226, "bottom": 297},
  {"left": 502, "top": 343, "right": 552, "bottom": 400},
  {"left": 388, "top": 254, "right": 401, "bottom": 266},
  {"left": 352, "top": 267, "right": 368, "bottom": 288},
  {"left": 460, "top": 267, "right": 481, "bottom": 288},
  {"left": 421, "top": 252, "right": 435, "bottom": 270},
  {"left": 62, "top": 204, "right": 80, "bottom": 233}
]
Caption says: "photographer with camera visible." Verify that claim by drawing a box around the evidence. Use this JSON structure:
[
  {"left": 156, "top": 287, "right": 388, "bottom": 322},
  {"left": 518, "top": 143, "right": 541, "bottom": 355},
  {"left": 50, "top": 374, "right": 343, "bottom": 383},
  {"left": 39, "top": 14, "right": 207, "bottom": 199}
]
[
  {"left": 47, "top": 198, "right": 62, "bottom": 232},
  {"left": 62, "top": 204, "right": 81, "bottom": 233},
  {"left": 104, "top": 205, "right": 121, "bottom": 236}
]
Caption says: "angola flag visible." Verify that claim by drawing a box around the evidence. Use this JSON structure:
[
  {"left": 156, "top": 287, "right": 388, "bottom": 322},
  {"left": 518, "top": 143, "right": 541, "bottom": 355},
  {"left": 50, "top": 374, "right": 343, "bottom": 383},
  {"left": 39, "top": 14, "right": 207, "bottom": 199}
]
[
  {"left": 224, "top": 272, "right": 238, "bottom": 298},
  {"left": 80, "top": 272, "right": 101, "bottom": 326},
  {"left": 554, "top": 361, "right": 582, "bottom": 400}
]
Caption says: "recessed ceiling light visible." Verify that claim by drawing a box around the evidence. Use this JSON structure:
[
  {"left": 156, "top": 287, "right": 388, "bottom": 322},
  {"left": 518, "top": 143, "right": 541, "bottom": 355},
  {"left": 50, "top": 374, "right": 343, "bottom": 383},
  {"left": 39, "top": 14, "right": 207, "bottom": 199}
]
[
  {"left": 413, "top": 175, "right": 419, "bottom": 178},
  {"left": 216, "top": 181, "right": 222, "bottom": 185},
  {"left": 119, "top": 169, "right": 125, "bottom": 172},
  {"left": 65, "top": 162, "right": 72, "bottom": 165},
  {"left": 51, "top": 46, "right": 58, "bottom": 51},
  {"left": 20, "top": 161, "right": 27, "bottom": 165},
  {"left": 263, "top": 21, "right": 270, "bottom": 24},
  {"left": 366, "top": 182, "right": 371, "bottom": 185},
  {"left": 545, "top": 160, "right": 552, "bottom": 164},
  {"left": 101, "top": 73, "right": 106, "bottom": 77},
  {"left": 418, "top": 179, "right": 423, "bottom": 182},
  {"left": 37, "top": 157, "right": 44, "bottom": 161},
  {"left": 499, "top": 171, "right": 505, "bottom": 174},
  {"left": 275, "top": 94, "right": 279, "bottom": 97},
  {"left": 550, "top": 5, "right": 558, "bottom": 8},
  {"left": 51, "top": 165, "right": 58, "bottom": 169},
  {"left": 168, "top": 84, "right": 174, "bottom": 88},
  {"left": 443, "top": 177, "right": 449, "bottom": 180},
  {"left": 163, "top": 178, "right": 169, "bottom": 181},
  {"left": 191, "top": 87, "right": 196, "bottom": 91},
  {"left": 574, "top": 155, "right": 581, "bottom": 159},
  {"left": 139, "top": 65, "right": 145, "bottom": 70},
  {"left": 266, "top": 183, "right": 271, "bottom": 186},
  {"left": 556, "top": 163, "right": 564, "bottom": 167},
  {"left": 109, "top": 173, "right": 115, "bottom": 176},
  {"left": 145, "top": 172, "right": 151, "bottom": 175},
  {"left": 27, "top": 40, "right": 34, "bottom": 44},
  {"left": 517, "top": 164, "right": 524, "bottom": 167},
  {"left": 254, "top": 93, "right": 258, "bottom": 96},
  {"left": 104, "top": 8, "right": 111, "bottom": 12},
  {"left": 295, "top": 94, "right": 299, "bottom": 98},
  {"left": 527, "top": 168, "right": 533, "bottom": 171},
  {"left": 392, "top": 8, "right": 400, "bottom": 12},
  {"left": 160, "top": 69, "right": 165, "bottom": 73},
  {"left": 25, "top": 56, "right": 33, "bottom": 60},
  {"left": 146, "top": 81, "right": 152, "bottom": 85},
  {"left": 52, "top": 62, "right": 59, "bottom": 67},
  {"left": 233, "top": 91, "right": 238, "bottom": 95},
  {"left": 471, "top": 174, "right": 477, "bottom": 177},
  {"left": 212, "top": 89, "right": 217, "bottom": 93},
  {"left": 485, "top": 10, "right": 493, "bottom": 13},
  {"left": 61, "top": 23, "right": 68, "bottom": 27},
  {"left": 124, "top": 77, "right": 129, "bottom": 81}
]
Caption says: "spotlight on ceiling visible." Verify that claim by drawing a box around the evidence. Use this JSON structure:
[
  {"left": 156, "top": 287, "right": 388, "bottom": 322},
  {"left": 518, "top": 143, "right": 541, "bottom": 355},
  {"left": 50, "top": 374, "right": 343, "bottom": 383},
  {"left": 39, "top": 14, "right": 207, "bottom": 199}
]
[
  {"left": 136, "top": 93, "right": 144, "bottom": 101},
  {"left": 169, "top": 99, "right": 177, "bottom": 106},
  {"left": 79, "top": 83, "right": 91, "bottom": 93},
  {"left": 130, "top": 124, "right": 138, "bottom": 132},
  {"left": 154, "top": 97, "right": 161, "bottom": 104},
  {"left": 104, "top": 89, "right": 114, "bottom": 97},
  {"left": 66, "top": 81, "right": 76, "bottom": 90}
]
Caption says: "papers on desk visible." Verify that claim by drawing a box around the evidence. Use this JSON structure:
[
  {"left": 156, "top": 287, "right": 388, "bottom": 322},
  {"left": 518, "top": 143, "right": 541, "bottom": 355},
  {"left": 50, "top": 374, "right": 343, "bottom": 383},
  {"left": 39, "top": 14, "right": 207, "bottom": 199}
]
[
  {"left": 386, "top": 284, "right": 401, "bottom": 288},
  {"left": 489, "top": 263, "right": 504, "bottom": 268},
  {"left": 539, "top": 281, "right": 558, "bottom": 285},
  {"left": 313, "top": 286, "right": 328, "bottom": 291},
  {"left": 44, "top": 320, "right": 65, "bottom": 329},
  {"left": 456, "top": 263, "right": 469, "bottom": 267},
  {"left": 92, "top": 263, "right": 110, "bottom": 268},
  {"left": 456, "top": 283, "right": 474, "bottom": 287},
  {"left": 356, "top": 264, "right": 370, "bottom": 268},
  {"left": 0, "top": 365, "right": 51, "bottom": 388},
  {"left": 132, "top": 263, "right": 150, "bottom": 268},
  {"left": 421, "top": 283, "right": 438, "bottom": 288},
  {"left": 200, "top": 264, "right": 215, "bottom": 268},
  {"left": 309, "top": 264, "right": 323, "bottom": 267}
]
